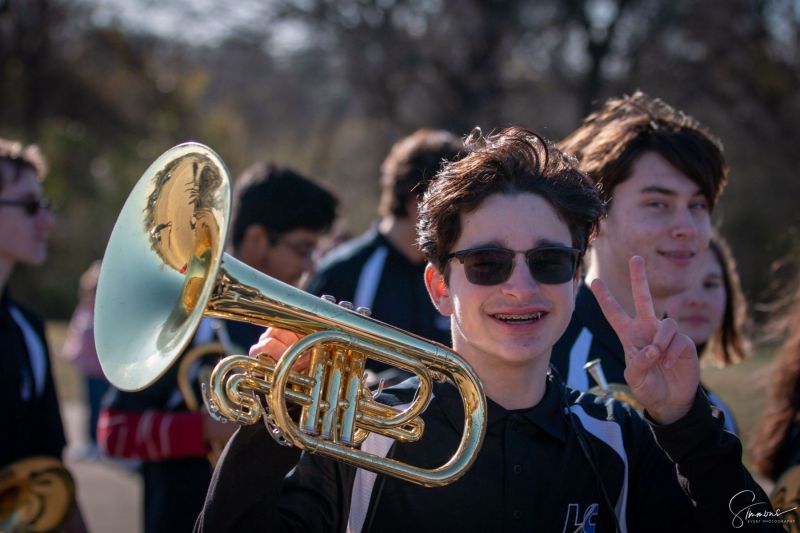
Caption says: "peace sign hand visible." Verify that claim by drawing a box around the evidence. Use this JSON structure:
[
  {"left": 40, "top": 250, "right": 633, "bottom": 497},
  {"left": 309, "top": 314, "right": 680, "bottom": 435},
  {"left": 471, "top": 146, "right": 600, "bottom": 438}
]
[{"left": 591, "top": 256, "right": 700, "bottom": 425}]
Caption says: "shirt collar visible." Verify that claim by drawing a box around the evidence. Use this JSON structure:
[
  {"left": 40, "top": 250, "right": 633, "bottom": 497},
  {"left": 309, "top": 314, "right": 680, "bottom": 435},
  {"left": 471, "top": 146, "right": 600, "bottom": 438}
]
[
  {"left": 372, "top": 223, "right": 425, "bottom": 269},
  {"left": 433, "top": 375, "right": 569, "bottom": 444}
]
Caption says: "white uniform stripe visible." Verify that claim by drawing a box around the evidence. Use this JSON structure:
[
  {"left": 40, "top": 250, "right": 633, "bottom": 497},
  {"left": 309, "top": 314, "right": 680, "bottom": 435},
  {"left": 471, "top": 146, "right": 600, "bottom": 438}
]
[
  {"left": 9, "top": 306, "right": 47, "bottom": 397},
  {"left": 566, "top": 327, "right": 593, "bottom": 391},
  {"left": 347, "top": 400, "right": 415, "bottom": 533},
  {"left": 568, "top": 405, "right": 629, "bottom": 533},
  {"left": 354, "top": 247, "right": 389, "bottom": 310},
  {"left": 706, "top": 390, "right": 737, "bottom": 435}
]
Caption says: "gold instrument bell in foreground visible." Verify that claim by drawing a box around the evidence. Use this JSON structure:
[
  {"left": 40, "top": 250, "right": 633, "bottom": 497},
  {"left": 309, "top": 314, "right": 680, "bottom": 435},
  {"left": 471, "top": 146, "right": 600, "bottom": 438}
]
[
  {"left": 94, "top": 143, "right": 487, "bottom": 487},
  {"left": 771, "top": 464, "right": 800, "bottom": 533},
  {"left": 584, "top": 358, "right": 643, "bottom": 411},
  {"left": 0, "top": 457, "right": 75, "bottom": 533}
]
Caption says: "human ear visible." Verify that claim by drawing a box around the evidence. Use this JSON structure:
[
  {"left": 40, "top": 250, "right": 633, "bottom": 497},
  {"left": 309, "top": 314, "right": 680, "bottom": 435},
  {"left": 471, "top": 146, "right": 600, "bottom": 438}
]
[
  {"left": 238, "top": 225, "right": 270, "bottom": 263},
  {"left": 424, "top": 263, "right": 452, "bottom": 316}
]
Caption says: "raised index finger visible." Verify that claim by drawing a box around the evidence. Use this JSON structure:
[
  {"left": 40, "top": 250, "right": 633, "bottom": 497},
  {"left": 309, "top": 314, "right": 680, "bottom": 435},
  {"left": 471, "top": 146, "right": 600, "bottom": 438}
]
[
  {"left": 629, "top": 256, "right": 656, "bottom": 320},
  {"left": 590, "top": 277, "right": 631, "bottom": 335}
]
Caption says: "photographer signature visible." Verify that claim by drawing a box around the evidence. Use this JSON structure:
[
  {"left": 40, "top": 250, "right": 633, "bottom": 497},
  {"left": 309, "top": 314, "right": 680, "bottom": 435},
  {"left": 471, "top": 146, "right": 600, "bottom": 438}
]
[{"left": 729, "top": 490, "right": 797, "bottom": 528}]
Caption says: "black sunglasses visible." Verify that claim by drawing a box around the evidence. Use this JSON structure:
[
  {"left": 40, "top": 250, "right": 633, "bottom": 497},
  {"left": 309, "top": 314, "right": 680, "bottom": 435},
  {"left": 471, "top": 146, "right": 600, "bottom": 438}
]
[
  {"left": 0, "top": 197, "right": 51, "bottom": 216},
  {"left": 446, "top": 245, "right": 582, "bottom": 286}
]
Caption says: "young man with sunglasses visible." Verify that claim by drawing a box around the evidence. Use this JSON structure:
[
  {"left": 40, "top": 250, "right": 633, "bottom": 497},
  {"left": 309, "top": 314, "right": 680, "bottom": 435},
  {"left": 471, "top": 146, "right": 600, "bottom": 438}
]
[
  {"left": 0, "top": 137, "right": 90, "bottom": 531},
  {"left": 550, "top": 92, "right": 729, "bottom": 394},
  {"left": 196, "top": 127, "right": 776, "bottom": 532},
  {"left": 99, "top": 163, "right": 338, "bottom": 533}
]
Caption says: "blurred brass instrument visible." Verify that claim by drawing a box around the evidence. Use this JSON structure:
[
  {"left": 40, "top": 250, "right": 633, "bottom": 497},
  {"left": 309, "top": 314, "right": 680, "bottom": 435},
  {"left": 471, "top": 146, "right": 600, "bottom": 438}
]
[
  {"left": 94, "top": 143, "right": 487, "bottom": 488},
  {"left": 177, "top": 341, "right": 228, "bottom": 466},
  {"left": 770, "top": 464, "right": 800, "bottom": 533},
  {"left": 177, "top": 341, "right": 224, "bottom": 412},
  {"left": 584, "top": 359, "right": 643, "bottom": 411},
  {"left": 0, "top": 457, "right": 75, "bottom": 533}
]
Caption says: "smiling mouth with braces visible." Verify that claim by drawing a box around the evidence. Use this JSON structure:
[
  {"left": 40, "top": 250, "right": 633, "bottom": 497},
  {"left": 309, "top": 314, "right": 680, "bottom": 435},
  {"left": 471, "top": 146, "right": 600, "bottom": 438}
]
[{"left": 493, "top": 312, "right": 544, "bottom": 323}]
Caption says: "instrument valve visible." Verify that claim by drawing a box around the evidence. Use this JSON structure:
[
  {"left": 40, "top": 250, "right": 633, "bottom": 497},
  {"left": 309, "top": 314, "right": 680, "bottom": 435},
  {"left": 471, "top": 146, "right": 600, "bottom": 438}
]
[
  {"left": 321, "top": 294, "right": 337, "bottom": 304},
  {"left": 356, "top": 307, "right": 372, "bottom": 317},
  {"left": 338, "top": 300, "right": 354, "bottom": 310}
]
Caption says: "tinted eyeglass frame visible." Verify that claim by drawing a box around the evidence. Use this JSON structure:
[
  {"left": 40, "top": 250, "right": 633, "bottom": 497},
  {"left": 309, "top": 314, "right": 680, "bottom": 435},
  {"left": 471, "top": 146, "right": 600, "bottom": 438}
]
[
  {"left": 0, "top": 197, "right": 51, "bottom": 216},
  {"left": 446, "top": 245, "right": 582, "bottom": 286}
]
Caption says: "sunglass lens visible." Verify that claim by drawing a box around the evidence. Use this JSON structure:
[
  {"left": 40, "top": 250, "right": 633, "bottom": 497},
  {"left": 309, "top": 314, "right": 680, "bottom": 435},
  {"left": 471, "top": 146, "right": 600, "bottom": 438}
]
[
  {"left": 463, "top": 249, "right": 514, "bottom": 285},
  {"left": 25, "top": 198, "right": 49, "bottom": 215},
  {"left": 527, "top": 249, "right": 576, "bottom": 284}
]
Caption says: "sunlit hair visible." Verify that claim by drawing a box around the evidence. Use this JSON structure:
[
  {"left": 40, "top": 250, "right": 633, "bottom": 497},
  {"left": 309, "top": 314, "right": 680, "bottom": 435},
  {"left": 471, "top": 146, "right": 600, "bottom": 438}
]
[
  {"left": 417, "top": 126, "right": 604, "bottom": 278},
  {"left": 559, "top": 91, "right": 727, "bottom": 209},
  {"left": 378, "top": 129, "right": 463, "bottom": 219},
  {"left": 751, "top": 281, "right": 800, "bottom": 480},
  {"left": 703, "top": 235, "right": 749, "bottom": 366},
  {"left": 0, "top": 137, "right": 48, "bottom": 192}
]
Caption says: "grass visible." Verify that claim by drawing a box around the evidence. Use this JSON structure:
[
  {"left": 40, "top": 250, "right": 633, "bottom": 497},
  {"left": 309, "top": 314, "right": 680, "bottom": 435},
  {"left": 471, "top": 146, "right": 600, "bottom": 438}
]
[{"left": 701, "top": 348, "right": 777, "bottom": 469}]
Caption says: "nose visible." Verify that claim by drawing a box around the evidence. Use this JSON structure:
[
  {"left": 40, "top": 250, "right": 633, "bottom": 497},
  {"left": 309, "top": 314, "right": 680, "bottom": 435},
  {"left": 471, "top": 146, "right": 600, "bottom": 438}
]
[
  {"left": 36, "top": 206, "right": 55, "bottom": 230},
  {"left": 682, "top": 286, "right": 706, "bottom": 308},
  {"left": 500, "top": 254, "right": 539, "bottom": 298},
  {"left": 670, "top": 206, "right": 699, "bottom": 241}
]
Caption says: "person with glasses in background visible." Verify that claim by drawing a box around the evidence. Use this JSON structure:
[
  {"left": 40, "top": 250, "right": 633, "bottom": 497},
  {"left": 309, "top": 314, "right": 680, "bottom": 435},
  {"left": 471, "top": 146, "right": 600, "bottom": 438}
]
[
  {"left": 550, "top": 92, "right": 730, "bottom": 398},
  {"left": 307, "top": 129, "right": 461, "bottom": 384},
  {"left": 0, "top": 136, "right": 88, "bottom": 531},
  {"left": 98, "top": 162, "right": 338, "bottom": 533},
  {"left": 196, "top": 127, "right": 777, "bottom": 532}
]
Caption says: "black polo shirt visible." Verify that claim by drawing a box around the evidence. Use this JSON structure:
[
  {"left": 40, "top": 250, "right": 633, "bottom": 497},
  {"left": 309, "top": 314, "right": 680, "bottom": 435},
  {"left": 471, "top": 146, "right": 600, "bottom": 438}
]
[{"left": 196, "top": 375, "right": 778, "bottom": 532}]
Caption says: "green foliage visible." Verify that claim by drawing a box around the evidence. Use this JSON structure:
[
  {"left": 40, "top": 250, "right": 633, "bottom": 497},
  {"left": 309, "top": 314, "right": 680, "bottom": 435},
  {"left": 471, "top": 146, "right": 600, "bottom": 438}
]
[{"left": 1, "top": 0, "right": 799, "bottom": 324}]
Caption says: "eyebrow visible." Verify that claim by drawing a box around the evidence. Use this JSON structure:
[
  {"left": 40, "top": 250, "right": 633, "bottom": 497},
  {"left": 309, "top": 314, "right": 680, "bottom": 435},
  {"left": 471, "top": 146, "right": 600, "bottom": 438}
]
[
  {"left": 639, "top": 185, "right": 704, "bottom": 198},
  {"left": 468, "top": 238, "right": 572, "bottom": 249}
]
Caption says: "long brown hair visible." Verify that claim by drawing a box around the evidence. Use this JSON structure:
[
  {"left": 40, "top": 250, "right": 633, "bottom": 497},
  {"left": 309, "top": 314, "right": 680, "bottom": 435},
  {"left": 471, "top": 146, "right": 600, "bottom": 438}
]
[
  {"left": 751, "top": 282, "right": 800, "bottom": 480},
  {"left": 704, "top": 235, "right": 749, "bottom": 366}
]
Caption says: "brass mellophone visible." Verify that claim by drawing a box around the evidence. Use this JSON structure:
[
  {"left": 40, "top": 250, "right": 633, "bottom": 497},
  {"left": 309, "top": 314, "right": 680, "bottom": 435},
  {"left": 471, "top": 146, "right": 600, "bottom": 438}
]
[{"left": 94, "top": 143, "right": 487, "bottom": 487}]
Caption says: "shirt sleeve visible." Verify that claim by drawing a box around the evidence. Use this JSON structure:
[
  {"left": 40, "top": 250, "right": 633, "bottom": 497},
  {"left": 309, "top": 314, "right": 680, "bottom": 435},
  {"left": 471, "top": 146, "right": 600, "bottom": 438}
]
[
  {"left": 97, "top": 408, "right": 207, "bottom": 460},
  {"left": 195, "top": 423, "right": 342, "bottom": 533},
  {"left": 644, "top": 389, "right": 784, "bottom": 532},
  {"left": 98, "top": 361, "right": 208, "bottom": 461}
]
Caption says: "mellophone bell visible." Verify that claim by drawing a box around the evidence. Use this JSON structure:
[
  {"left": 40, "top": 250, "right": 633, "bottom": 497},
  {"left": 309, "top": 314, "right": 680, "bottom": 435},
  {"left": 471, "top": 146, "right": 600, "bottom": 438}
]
[
  {"left": 584, "top": 358, "right": 643, "bottom": 411},
  {"left": 771, "top": 465, "right": 800, "bottom": 533},
  {"left": 93, "top": 142, "right": 487, "bottom": 488},
  {"left": 0, "top": 457, "right": 75, "bottom": 533}
]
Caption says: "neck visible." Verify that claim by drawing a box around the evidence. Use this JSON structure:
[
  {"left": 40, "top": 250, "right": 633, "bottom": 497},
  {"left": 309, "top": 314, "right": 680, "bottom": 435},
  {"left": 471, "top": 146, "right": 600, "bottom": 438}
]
[
  {"left": 378, "top": 216, "right": 423, "bottom": 263},
  {"left": 585, "top": 251, "right": 666, "bottom": 317},
  {"left": 457, "top": 347, "right": 549, "bottom": 410}
]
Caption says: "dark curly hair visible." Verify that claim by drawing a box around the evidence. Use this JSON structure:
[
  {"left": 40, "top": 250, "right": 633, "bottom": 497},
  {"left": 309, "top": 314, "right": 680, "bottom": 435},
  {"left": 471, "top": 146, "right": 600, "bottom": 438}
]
[{"left": 417, "top": 126, "right": 604, "bottom": 278}]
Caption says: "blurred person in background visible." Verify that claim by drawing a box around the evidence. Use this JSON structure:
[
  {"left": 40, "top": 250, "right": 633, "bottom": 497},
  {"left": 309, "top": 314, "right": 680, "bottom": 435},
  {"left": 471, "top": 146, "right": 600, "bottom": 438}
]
[
  {"left": 307, "top": 129, "right": 462, "bottom": 363},
  {"left": 665, "top": 234, "right": 750, "bottom": 434},
  {"left": 0, "top": 136, "right": 87, "bottom": 531},
  {"left": 60, "top": 259, "right": 106, "bottom": 459},
  {"left": 751, "top": 278, "right": 800, "bottom": 483},
  {"left": 98, "top": 163, "right": 339, "bottom": 533},
  {"left": 551, "top": 91, "right": 729, "bottom": 394}
]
